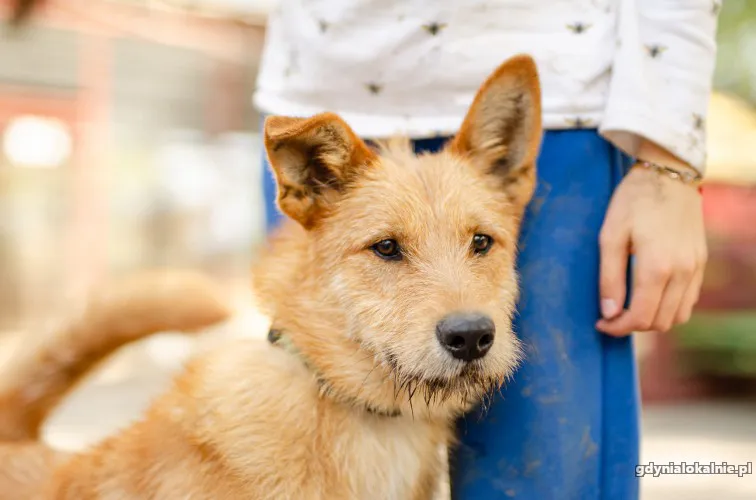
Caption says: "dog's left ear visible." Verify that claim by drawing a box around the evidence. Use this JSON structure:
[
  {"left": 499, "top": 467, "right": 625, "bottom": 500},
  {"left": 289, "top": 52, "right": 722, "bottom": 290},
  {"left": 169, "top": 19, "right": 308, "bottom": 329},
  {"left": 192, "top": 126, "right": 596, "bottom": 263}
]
[
  {"left": 264, "top": 113, "right": 377, "bottom": 229},
  {"left": 450, "top": 55, "right": 542, "bottom": 209}
]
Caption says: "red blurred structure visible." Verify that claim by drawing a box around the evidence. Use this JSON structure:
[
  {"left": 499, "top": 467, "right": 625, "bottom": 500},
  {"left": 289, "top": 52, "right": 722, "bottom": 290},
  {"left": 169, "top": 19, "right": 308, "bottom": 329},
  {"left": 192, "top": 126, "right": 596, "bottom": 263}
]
[{"left": 0, "top": 0, "right": 264, "bottom": 300}]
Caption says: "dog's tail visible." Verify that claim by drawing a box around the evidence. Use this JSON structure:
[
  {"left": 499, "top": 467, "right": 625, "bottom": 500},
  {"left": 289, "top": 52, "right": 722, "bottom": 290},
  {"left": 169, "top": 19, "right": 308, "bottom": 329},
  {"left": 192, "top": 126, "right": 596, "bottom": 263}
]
[{"left": 0, "top": 269, "right": 232, "bottom": 442}]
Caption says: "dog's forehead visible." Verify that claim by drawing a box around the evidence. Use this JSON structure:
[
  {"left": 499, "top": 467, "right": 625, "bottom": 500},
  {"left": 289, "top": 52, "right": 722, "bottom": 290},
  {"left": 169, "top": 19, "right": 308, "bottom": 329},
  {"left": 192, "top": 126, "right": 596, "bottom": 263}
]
[
  {"left": 334, "top": 145, "right": 513, "bottom": 238},
  {"left": 385, "top": 147, "right": 504, "bottom": 205}
]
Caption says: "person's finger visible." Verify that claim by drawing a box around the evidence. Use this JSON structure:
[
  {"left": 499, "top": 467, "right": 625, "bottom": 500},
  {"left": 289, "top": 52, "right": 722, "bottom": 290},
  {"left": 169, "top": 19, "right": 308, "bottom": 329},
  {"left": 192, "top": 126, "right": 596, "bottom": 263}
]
[
  {"left": 598, "top": 223, "right": 630, "bottom": 320},
  {"left": 597, "top": 253, "right": 668, "bottom": 336},
  {"left": 675, "top": 267, "right": 705, "bottom": 325},
  {"left": 652, "top": 266, "right": 694, "bottom": 332}
]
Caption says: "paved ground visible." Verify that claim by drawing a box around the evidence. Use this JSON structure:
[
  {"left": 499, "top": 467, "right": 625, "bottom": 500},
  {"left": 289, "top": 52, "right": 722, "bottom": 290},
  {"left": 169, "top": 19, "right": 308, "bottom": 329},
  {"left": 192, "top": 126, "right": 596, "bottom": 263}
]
[
  {"left": 2, "top": 312, "right": 754, "bottom": 499},
  {"left": 639, "top": 403, "right": 756, "bottom": 499}
]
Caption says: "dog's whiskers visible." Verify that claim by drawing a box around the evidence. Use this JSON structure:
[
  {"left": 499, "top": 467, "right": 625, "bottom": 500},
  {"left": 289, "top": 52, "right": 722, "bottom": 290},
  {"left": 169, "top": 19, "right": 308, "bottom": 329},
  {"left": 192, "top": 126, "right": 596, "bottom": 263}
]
[
  {"left": 368, "top": 346, "right": 508, "bottom": 419},
  {"left": 407, "top": 381, "right": 417, "bottom": 420},
  {"left": 355, "top": 363, "right": 379, "bottom": 403}
]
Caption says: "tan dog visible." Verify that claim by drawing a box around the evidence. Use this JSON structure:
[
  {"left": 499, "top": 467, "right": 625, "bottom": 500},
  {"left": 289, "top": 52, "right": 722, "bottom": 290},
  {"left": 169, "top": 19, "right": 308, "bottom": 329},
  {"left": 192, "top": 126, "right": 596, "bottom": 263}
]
[
  {"left": 0, "top": 270, "right": 232, "bottom": 499},
  {"left": 0, "top": 55, "right": 542, "bottom": 499}
]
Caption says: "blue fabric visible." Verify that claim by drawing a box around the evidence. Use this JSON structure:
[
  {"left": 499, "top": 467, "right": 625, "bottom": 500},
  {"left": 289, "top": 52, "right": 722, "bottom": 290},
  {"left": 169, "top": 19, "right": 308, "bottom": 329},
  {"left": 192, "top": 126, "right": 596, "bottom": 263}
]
[
  {"left": 259, "top": 130, "right": 640, "bottom": 500},
  {"left": 262, "top": 148, "right": 284, "bottom": 231}
]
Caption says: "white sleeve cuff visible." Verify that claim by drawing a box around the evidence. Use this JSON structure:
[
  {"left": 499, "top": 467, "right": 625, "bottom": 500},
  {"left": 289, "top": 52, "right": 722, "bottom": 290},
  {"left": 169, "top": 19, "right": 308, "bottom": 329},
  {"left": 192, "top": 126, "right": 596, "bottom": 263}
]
[
  {"left": 599, "top": 0, "right": 719, "bottom": 174},
  {"left": 600, "top": 105, "right": 707, "bottom": 174}
]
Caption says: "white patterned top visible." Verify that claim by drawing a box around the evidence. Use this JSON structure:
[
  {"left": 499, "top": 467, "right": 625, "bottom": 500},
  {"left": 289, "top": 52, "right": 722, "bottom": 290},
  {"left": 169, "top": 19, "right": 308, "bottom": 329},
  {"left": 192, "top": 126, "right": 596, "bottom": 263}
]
[{"left": 254, "top": 0, "right": 720, "bottom": 172}]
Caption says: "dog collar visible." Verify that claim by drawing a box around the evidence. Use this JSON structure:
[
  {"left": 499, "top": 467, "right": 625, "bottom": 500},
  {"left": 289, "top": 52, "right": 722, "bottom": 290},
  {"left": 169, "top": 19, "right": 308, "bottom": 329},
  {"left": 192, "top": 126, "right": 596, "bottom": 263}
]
[{"left": 267, "top": 328, "right": 401, "bottom": 418}]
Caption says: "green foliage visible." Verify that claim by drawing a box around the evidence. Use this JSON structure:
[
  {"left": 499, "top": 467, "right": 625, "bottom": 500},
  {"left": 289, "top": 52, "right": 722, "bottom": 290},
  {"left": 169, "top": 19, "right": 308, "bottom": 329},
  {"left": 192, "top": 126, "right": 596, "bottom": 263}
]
[
  {"left": 714, "top": 0, "right": 756, "bottom": 103},
  {"left": 676, "top": 311, "right": 756, "bottom": 376}
]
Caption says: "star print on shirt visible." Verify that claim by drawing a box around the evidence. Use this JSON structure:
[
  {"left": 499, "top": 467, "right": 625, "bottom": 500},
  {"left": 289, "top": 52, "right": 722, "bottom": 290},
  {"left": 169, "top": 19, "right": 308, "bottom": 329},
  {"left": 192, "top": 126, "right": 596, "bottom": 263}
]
[
  {"left": 645, "top": 44, "right": 668, "bottom": 58},
  {"left": 422, "top": 23, "right": 448, "bottom": 35},
  {"left": 693, "top": 113, "right": 705, "bottom": 131},
  {"left": 318, "top": 20, "right": 329, "bottom": 33},
  {"left": 565, "top": 117, "right": 593, "bottom": 128},
  {"left": 566, "top": 22, "right": 592, "bottom": 34},
  {"left": 365, "top": 83, "right": 383, "bottom": 95}
]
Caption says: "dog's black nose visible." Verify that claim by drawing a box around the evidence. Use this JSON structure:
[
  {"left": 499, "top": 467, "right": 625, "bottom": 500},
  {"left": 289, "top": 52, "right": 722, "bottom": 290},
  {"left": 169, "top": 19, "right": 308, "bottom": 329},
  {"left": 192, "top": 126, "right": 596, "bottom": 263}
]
[{"left": 436, "top": 312, "right": 495, "bottom": 362}]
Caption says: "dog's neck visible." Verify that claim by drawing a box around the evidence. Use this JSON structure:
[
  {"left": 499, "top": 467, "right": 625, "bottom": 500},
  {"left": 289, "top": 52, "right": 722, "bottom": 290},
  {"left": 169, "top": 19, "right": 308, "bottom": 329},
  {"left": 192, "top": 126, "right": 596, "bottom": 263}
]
[{"left": 266, "top": 328, "right": 401, "bottom": 418}]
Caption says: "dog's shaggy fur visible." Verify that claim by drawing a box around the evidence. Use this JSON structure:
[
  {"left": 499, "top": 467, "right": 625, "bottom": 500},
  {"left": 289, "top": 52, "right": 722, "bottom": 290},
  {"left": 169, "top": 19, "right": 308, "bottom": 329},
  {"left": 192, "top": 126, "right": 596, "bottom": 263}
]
[{"left": 0, "top": 55, "right": 542, "bottom": 499}]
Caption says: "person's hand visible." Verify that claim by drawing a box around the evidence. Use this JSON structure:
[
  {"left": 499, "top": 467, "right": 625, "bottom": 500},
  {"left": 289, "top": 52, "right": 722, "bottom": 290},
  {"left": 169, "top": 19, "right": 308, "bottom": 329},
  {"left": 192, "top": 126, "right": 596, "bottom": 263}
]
[{"left": 596, "top": 141, "right": 707, "bottom": 336}]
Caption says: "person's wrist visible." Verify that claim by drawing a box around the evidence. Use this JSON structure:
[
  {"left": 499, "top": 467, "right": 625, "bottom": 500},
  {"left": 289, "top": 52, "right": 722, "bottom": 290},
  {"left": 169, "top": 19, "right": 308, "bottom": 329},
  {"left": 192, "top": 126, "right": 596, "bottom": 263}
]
[
  {"left": 631, "top": 160, "right": 703, "bottom": 190},
  {"left": 635, "top": 158, "right": 698, "bottom": 175},
  {"left": 637, "top": 137, "right": 689, "bottom": 163},
  {"left": 633, "top": 140, "right": 703, "bottom": 191}
]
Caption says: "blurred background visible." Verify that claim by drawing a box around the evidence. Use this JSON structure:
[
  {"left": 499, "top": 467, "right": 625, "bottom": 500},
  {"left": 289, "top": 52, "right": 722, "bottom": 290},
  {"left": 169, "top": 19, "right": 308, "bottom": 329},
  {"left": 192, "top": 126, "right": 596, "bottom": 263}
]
[{"left": 0, "top": 1, "right": 754, "bottom": 498}]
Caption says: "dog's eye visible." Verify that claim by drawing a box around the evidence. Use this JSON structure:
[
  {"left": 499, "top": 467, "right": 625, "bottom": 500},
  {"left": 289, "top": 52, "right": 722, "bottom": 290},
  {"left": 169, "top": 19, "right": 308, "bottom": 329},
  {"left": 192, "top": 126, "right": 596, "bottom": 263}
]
[
  {"left": 372, "top": 239, "right": 402, "bottom": 260},
  {"left": 472, "top": 234, "right": 493, "bottom": 255}
]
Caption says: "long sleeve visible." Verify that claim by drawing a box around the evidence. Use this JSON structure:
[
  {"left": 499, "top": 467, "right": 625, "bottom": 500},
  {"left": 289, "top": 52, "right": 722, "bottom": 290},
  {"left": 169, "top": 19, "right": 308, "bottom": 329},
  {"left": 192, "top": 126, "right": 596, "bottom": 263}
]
[{"left": 600, "top": 0, "right": 720, "bottom": 174}]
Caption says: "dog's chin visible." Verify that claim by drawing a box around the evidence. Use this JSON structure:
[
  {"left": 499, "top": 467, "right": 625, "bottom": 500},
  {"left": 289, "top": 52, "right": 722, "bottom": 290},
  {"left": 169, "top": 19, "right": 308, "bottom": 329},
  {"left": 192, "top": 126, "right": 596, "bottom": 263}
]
[{"left": 384, "top": 354, "right": 508, "bottom": 416}]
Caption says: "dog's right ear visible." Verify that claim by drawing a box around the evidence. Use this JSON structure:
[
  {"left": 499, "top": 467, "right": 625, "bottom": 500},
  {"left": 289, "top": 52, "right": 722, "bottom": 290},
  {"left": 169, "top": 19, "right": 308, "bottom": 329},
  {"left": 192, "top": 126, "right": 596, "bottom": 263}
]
[{"left": 264, "top": 113, "right": 377, "bottom": 229}]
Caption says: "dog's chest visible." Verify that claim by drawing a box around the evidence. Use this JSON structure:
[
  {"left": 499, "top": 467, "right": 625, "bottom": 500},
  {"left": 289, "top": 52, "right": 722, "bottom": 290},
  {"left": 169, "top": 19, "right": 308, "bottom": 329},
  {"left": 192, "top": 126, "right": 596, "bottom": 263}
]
[{"left": 336, "top": 417, "right": 445, "bottom": 499}]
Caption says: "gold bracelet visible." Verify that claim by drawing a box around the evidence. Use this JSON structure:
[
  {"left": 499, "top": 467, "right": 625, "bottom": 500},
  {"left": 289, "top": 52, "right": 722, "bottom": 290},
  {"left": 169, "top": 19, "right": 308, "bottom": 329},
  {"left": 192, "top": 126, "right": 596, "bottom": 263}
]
[{"left": 632, "top": 160, "right": 703, "bottom": 188}]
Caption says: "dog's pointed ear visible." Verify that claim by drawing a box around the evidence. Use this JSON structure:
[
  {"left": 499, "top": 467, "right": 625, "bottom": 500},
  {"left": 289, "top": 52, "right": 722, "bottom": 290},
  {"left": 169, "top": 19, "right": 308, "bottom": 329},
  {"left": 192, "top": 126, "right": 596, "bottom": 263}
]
[
  {"left": 264, "top": 113, "right": 377, "bottom": 228},
  {"left": 449, "top": 55, "right": 542, "bottom": 209}
]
